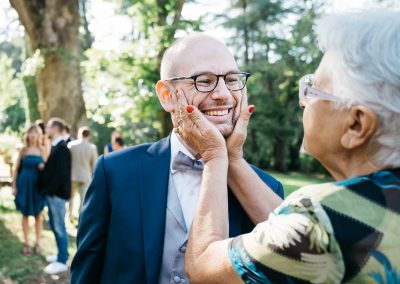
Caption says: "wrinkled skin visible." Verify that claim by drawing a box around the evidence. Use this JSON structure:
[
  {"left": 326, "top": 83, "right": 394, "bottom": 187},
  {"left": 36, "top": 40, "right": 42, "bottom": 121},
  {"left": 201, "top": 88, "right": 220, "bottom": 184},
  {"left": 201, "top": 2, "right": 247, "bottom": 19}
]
[{"left": 171, "top": 87, "right": 254, "bottom": 162}]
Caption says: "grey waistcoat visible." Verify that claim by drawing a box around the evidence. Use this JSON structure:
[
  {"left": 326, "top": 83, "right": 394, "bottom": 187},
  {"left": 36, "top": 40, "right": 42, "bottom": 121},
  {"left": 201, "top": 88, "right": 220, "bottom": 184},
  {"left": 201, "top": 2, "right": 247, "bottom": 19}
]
[{"left": 158, "top": 177, "right": 190, "bottom": 284}]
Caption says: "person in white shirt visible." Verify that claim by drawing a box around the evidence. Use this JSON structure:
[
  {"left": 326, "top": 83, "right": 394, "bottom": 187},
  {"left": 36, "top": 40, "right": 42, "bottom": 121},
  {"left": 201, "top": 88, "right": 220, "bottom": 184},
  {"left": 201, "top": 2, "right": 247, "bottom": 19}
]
[{"left": 67, "top": 126, "right": 98, "bottom": 221}]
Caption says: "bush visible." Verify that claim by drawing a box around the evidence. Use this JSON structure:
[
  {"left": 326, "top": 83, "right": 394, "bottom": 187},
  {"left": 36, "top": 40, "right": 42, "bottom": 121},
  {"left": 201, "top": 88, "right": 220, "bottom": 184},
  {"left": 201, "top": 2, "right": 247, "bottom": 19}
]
[{"left": 0, "top": 133, "right": 22, "bottom": 176}]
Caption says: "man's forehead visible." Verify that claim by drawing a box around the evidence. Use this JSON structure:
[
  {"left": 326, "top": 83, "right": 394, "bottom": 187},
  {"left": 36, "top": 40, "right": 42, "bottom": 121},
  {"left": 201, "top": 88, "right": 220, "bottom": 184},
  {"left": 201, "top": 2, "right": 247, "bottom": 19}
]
[
  {"left": 161, "top": 34, "right": 238, "bottom": 79},
  {"left": 177, "top": 45, "right": 238, "bottom": 75}
]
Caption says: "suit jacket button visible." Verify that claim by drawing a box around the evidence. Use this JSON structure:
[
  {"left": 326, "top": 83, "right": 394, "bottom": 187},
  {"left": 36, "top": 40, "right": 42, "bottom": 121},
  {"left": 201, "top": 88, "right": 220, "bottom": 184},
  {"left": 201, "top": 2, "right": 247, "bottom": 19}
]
[
  {"left": 173, "top": 275, "right": 181, "bottom": 283},
  {"left": 179, "top": 246, "right": 187, "bottom": 253}
]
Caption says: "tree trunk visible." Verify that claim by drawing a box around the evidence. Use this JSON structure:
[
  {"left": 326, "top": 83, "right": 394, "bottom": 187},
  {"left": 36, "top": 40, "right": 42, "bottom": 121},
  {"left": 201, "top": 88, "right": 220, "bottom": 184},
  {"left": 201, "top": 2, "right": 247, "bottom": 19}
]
[
  {"left": 288, "top": 137, "right": 303, "bottom": 171},
  {"left": 37, "top": 51, "right": 86, "bottom": 134},
  {"left": 22, "top": 35, "right": 41, "bottom": 123},
  {"left": 241, "top": 0, "right": 250, "bottom": 66},
  {"left": 10, "top": 0, "right": 86, "bottom": 135},
  {"left": 273, "top": 137, "right": 287, "bottom": 172},
  {"left": 159, "top": 111, "right": 173, "bottom": 138}
]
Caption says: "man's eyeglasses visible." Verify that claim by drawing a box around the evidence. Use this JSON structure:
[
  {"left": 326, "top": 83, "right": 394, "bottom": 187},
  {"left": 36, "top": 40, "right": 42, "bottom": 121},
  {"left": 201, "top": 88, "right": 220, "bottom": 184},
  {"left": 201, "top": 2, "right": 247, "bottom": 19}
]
[
  {"left": 299, "top": 74, "right": 340, "bottom": 108},
  {"left": 166, "top": 72, "right": 251, "bottom": 93}
]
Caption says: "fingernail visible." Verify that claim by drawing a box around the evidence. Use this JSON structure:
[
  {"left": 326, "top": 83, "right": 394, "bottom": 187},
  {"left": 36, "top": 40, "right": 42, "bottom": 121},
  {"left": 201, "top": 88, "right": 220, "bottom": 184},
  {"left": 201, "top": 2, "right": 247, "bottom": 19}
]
[
  {"left": 186, "top": 105, "right": 194, "bottom": 113},
  {"left": 248, "top": 105, "right": 255, "bottom": 113}
]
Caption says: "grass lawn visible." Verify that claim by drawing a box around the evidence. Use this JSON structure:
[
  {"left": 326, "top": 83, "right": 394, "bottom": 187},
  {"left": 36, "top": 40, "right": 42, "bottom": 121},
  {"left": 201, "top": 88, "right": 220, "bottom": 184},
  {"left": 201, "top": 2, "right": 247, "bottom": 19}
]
[
  {"left": 270, "top": 171, "right": 333, "bottom": 197},
  {"left": 0, "top": 170, "right": 332, "bottom": 283},
  {"left": 0, "top": 186, "right": 76, "bottom": 284}
]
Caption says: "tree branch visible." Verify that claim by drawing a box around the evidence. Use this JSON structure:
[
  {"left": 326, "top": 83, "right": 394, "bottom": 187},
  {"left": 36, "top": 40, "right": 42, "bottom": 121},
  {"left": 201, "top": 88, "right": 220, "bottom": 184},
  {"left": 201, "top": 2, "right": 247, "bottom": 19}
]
[
  {"left": 172, "top": 0, "right": 184, "bottom": 26},
  {"left": 9, "top": 0, "right": 38, "bottom": 49}
]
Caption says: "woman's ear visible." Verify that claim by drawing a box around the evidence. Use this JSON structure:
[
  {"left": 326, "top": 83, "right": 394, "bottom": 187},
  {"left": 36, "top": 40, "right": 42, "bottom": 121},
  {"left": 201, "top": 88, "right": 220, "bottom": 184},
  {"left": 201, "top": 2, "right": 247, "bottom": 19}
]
[
  {"left": 341, "top": 105, "right": 378, "bottom": 149},
  {"left": 156, "top": 80, "right": 175, "bottom": 112}
]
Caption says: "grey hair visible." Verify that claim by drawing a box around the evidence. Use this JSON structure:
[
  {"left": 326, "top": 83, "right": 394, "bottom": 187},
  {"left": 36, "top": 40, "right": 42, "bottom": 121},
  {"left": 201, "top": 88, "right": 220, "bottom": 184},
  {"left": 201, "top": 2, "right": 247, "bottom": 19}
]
[{"left": 315, "top": 9, "right": 400, "bottom": 168}]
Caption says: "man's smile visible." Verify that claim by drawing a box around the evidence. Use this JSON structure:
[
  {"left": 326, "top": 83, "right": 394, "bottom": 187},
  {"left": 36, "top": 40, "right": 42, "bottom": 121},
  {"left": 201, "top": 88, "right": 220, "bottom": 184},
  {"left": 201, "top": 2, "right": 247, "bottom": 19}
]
[
  {"left": 202, "top": 108, "right": 232, "bottom": 117},
  {"left": 199, "top": 107, "right": 234, "bottom": 123}
]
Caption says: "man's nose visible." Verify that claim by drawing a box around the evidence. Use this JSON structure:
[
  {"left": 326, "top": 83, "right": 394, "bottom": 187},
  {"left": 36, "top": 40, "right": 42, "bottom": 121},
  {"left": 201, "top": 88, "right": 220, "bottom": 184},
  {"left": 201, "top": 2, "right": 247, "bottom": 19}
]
[{"left": 211, "top": 77, "right": 231, "bottom": 100}]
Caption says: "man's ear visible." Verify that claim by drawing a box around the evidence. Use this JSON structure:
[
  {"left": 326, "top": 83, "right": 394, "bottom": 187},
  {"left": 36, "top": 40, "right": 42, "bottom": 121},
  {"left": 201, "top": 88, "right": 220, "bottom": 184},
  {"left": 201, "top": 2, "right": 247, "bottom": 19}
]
[
  {"left": 156, "top": 80, "right": 175, "bottom": 112},
  {"left": 341, "top": 105, "right": 378, "bottom": 150}
]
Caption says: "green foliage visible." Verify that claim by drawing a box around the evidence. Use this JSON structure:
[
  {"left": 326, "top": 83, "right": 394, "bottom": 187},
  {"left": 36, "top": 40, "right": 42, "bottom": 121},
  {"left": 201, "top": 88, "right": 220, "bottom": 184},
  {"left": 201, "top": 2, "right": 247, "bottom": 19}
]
[
  {"left": 224, "top": 0, "right": 324, "bottom": 172},
  {"left": 22, "top": 76, "right": 40, "bottom": 122},
  {"left": 0, "top": 54, "right": 26, "bottom": 134},
  {"left": 82, "top": 0, "right": 201, "bottom": 145},
  {"left": 0, "top": 40, "right": 24, "bottom": 72},
  {"left": 0, "top": 133, "right": 21, "bottom": 167},
  {"left": 82, "top": 47, "right": 162, "bottom": 146},
  {"left": 0, "top": 187, "right": 75, "bottom": 283}
]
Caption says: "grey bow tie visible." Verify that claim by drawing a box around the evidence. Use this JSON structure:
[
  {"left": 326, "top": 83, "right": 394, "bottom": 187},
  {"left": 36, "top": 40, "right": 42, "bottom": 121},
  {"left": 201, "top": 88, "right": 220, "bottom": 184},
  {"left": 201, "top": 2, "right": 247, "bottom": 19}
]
[{"left": 172, "top": 151, "right": 204, "bottom": 172}]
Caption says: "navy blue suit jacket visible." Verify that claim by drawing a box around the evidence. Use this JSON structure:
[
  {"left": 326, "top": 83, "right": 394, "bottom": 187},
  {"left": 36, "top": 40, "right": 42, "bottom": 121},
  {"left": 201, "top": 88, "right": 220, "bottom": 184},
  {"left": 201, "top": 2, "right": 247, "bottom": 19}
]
[{"left": 71, "top": 137, "right": 283, "bottom": 284}]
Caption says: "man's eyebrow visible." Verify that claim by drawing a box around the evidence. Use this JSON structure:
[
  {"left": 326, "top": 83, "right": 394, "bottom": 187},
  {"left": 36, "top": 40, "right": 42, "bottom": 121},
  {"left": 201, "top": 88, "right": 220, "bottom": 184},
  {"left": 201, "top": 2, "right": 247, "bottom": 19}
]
[{"left": 190, "top": 70, "right": 241, "bottom": 76}]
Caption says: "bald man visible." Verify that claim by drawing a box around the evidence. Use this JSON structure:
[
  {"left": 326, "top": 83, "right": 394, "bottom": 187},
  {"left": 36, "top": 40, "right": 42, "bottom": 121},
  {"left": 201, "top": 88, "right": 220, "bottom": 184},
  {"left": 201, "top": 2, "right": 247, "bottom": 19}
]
[{"left": 71, "top": 34, "right": 283, "bottom": 284}]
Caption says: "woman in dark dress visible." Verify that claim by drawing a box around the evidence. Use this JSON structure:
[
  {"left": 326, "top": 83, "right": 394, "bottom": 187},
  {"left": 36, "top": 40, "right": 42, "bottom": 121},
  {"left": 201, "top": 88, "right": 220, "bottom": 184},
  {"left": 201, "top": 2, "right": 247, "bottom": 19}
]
[
  {"left": 12, "top": 125, "right": 46, "bottom": 255},
  {"left": 103, "top": 130, "right": 121, "bottom": 154}
]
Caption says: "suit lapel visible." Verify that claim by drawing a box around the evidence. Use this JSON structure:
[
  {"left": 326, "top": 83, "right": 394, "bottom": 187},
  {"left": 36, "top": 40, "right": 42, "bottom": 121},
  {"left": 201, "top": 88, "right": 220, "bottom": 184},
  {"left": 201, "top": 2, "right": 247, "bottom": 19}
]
[
  {"left": 167, "top": 179, "right": 188, "bottom": 233},
  {"left": 228, "top": 188, "right": 244, "bottom": 237},
  {"left": 139, "top": 136, "right": 171, "bottom": 284}
]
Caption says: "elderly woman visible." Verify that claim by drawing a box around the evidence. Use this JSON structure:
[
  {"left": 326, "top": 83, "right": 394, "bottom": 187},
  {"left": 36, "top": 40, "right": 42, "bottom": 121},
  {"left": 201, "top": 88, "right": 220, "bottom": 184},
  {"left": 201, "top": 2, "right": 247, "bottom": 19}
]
[{"left": 172, "top": 10, "right": 400, "bottom": 284}]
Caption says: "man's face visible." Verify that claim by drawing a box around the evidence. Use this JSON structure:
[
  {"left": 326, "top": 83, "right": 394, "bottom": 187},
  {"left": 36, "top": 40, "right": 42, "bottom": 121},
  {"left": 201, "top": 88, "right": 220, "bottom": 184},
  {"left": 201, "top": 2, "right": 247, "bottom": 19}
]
[
  {"left": 169, "top": 41, "right": 242, "bottom": 137},
  {"left": 46, "top": 122, "right": 55, "bottom": 140}
]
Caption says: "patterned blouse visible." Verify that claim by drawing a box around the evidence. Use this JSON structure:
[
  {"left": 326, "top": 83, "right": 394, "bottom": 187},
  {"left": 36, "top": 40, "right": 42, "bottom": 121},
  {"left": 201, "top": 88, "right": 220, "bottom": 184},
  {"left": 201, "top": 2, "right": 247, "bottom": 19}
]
[{"left": 228, "top": 168, "right": 400, "bottom": 284}]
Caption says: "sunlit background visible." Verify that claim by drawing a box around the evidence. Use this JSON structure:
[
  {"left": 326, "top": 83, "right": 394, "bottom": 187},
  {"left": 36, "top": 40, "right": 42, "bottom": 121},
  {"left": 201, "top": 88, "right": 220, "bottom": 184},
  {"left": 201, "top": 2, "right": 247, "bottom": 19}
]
[{"left": 0, "top": 0, "right": 398, "bottom": 168}]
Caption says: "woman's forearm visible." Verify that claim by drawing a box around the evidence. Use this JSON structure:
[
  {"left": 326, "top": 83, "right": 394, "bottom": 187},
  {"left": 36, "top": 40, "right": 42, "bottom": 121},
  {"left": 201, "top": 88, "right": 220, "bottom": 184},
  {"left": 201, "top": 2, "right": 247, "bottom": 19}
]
[
  {"left": 228, "top": 158, "right": 283, "bottom": 224},
  {"left": 191, "top": 156, "right": 229, "bottom": 249},
  {"left": 186, "top": 156, "right": 231, "bottom": 282}
]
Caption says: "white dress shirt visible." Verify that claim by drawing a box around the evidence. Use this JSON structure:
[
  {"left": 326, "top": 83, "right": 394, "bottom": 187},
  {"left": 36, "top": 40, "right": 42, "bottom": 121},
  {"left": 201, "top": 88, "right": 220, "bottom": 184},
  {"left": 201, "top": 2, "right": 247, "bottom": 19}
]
[
  {"left": 51, "top": 136, "right": 65, "bottom": 147},
  {"left": 169, "top": 131, "right": 202, "bottom": 231}
]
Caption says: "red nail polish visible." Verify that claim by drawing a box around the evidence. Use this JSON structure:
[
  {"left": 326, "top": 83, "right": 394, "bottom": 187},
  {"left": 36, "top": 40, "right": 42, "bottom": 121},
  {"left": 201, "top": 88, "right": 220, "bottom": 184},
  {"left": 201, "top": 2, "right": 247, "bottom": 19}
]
[
  {"left": 186, "top": 105, "right": 194, "bottom": 113},
  {"left": 248, "top": 105, "right": 255, "bottom": 113}
]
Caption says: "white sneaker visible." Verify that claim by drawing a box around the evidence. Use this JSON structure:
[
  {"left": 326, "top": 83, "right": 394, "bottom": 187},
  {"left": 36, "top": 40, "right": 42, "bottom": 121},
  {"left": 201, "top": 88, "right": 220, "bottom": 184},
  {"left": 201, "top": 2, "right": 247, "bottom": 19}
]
[
  {"left": 46, "top": 255, "right": 57, "bottom": 263},
  {"left": 44, "top": 262, "right": 68, "bottom": 274}
]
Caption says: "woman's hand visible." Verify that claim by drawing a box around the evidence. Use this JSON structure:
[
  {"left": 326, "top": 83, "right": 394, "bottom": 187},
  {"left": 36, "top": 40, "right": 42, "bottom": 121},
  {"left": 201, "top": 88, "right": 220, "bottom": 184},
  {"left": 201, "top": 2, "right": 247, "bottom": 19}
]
[
  {"left": 226, "top": 88, "right": 255, "bottom": 161},
  {"left": 172, "top": 88, "right": 227, "bottom": 162}
]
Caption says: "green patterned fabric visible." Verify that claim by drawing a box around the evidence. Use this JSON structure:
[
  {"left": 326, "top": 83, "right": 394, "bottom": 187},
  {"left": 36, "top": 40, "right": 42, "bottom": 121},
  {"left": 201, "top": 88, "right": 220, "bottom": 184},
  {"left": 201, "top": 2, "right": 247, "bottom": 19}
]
[{"left": 229, "top": 168, "right": 400, "bottom": 284}]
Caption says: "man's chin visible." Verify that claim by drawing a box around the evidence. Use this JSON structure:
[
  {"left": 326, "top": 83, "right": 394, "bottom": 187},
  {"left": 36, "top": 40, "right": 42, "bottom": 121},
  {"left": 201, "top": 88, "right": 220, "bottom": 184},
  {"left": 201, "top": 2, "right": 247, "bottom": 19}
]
[{"left": 214, "top": 124, "right": 234, "bottom": 138}]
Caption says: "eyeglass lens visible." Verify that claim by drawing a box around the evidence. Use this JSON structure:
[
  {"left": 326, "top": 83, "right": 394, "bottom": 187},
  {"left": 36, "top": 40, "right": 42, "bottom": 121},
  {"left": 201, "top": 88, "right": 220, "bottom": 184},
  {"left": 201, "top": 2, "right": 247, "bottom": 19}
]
[
  {"left": 195, "top": 73, "right": 247, "bottom": 92},
  {"left": 299, "top": 75, "right": 313, "bottom": 101}
]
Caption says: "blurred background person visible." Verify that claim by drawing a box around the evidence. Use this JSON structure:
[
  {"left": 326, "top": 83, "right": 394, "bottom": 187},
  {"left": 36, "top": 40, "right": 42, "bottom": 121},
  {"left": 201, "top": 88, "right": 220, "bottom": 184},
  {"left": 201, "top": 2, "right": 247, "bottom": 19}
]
[
  {"left": 62, "top": 124, "right": 73, "bottom": 143},
  {"left": 12, "top": 124, "right": 46, "bottom": 255},
  {"left": 113, "top": 136, "right": 125, "bottom": 151},
  {"left": 68, "top": 126, "right": 98, "bottom": 222},
  {"left": 103, "top": 130, "right": 121, "bottom": 154},
  {"left": 35, "top": 119, "right": 51, "bottom": 160},
  {"left": 41, "top": 118, "right": 72, "bottom": 275}
]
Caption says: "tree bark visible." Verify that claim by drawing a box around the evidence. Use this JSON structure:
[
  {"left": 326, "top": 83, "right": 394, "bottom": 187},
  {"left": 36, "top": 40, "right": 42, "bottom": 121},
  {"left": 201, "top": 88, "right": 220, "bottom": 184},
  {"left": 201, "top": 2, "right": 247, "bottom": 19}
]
[
  {"left": 273, "top": 137, "right": 287, "bottom": 172},
  {"left": 241, "top": 0, "right": 250, "bottom": 66},
  {"left": 10, "top": 0, "right": 86, "bottom": 135}
]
